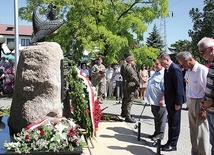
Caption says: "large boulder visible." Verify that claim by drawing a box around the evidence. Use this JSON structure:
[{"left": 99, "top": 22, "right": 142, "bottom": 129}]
[{"left": 8, "top": 42, "right": 64, "bottom": 133}]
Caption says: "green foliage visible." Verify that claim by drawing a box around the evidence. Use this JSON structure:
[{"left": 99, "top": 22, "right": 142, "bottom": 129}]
[
  {"left": 68, "top": 66, "right": 93, "bottom": 138},
  {"left": 146, "top": 24, "right": 164, "bottom": 51},
  {"left": 4, "top": 118, "right": 84, "bottom": 153},
  {"left": 188, "top": 0, "right": 214, "bottom": 63},
  {"left": 132, "top": 45, "right": 159, "bottom": 69},
  {"left": 169, "top": 39, "right": 193, "bottom": 62},
  {"left": 19, "top": 0, "right": 169, "bottom": 65},
  {"left": 0, "top": 107, "right": 10, "bottom": 116}
]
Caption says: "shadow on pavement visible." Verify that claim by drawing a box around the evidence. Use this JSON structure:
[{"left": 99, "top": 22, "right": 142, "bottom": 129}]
[
  {"left": 132, "top": 114, "right": 153, "bottom": 120},
  {"left": 102, "top": 126, "right": 157, "bottom": 150},
  {"left": 108, "top": 145, "right": 156, "bottom": 155}
]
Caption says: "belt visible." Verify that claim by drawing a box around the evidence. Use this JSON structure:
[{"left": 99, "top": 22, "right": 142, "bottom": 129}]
[{"left": 190, "top": 98, "right": 202, "bottom": 100}]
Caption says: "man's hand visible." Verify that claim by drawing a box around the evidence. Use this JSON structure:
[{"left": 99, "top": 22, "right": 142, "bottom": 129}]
[
  {"left": 184, "top": 78, "right": 188, "bottom": 83},
  {"left": 158, "top": 99, "right": 164, "bottom": 107},
  {"left": 175, "top": 105, "right": 181, "bottom": 110},
  {"left": 201, "top": 100, "right": 213, "bottom": 110},
  {"left": 198, "top": 110, "right": 206, "bottom": 120}
]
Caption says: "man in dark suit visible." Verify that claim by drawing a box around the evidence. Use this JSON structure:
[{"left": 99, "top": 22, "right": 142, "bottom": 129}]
[{"left": 158, "top": 52, "right": 186, "bottom": 151}]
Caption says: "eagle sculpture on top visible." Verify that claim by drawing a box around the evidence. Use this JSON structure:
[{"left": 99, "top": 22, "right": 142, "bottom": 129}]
[{"left": 31, "top": 4, "right": 64, "bottom": 44}]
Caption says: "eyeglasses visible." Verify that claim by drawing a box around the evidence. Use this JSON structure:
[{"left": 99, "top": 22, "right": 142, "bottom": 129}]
[{"left": 199, "top": 47, "right": 209, "bottom": 55}]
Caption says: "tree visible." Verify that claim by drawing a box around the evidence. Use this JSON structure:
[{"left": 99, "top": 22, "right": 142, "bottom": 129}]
[
  {"left": 133, "top": 45, "right": 159, "bottom": 68},
  {"left": 168, "top": 39, "right": 192, "bottom": 62},
  {"left": 19, "top": 0, "right": 169, "bottom": 64},
  {"left": 146, "top": 24, "right": 164, "bottom": 51},
  {"left": 188, "top": 0, "right": 214, "bottom": 62}
]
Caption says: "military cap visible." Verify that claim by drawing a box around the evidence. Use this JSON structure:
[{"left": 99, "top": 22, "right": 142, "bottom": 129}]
[{"left": 126, "top": 56, "right": 135, "bottom": 62}]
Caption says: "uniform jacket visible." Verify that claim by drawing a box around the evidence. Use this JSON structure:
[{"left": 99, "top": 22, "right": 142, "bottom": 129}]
[{"left": 125, "top": 64, "right": 140, "bottom": 88}]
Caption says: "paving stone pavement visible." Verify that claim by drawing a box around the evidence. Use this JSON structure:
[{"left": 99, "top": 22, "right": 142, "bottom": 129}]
[
  {"left": 82, "top": 99, "right": 191, "bottom": 155},
  {"left": 0, "top": 97, "right": 191, "bottom": 155}
]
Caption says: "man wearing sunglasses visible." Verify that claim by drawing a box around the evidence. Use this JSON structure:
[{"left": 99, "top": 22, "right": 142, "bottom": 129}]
[{"left": 198, "top": 37, "right": 214, "bottom": 155}]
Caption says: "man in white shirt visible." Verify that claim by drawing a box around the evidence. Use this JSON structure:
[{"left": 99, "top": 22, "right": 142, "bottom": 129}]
[
  {"left": 114, "top": 59, "right": 124, "bottom": 100},
  {"left": 177, "top": 51, "right": 210, "bottom": 155},
  {"left": 105, "top": 63, "right": 114, "bottom": 98}
]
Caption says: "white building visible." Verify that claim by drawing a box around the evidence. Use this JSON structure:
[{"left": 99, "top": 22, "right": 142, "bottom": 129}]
[{"left": 0, "top": 24, "right": 32, "bottom": 54}]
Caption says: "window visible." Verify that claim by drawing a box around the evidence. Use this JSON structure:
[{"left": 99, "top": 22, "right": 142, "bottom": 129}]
[
  {"left": 21, "top": 39, "right": 31, "bottom": 46},
  {"left": 21, "top": 39, "right": 25, "bottom": 46},
  {"left": 7, "top": 38, "right": 14, "bottom": 44},
  {"left": 26, "top": 39, "right": 30, "bottom": 46},
  {"left": 6, "top": 27, "right": 14, "bottom": 31}
]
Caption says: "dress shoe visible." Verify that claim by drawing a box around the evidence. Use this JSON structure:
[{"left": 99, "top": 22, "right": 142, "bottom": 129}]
[
  {"left": 125, "top": 117, "right": 136, "bottom": 123},
  {"left": 161, "top": 145, "right": 177, "bottom": 151},
  {"left": 148, "top": 134, "right": 155, "bottom": 139}
]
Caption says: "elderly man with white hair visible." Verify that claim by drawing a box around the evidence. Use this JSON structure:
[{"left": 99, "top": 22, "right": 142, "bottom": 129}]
[
  {"left": 177, "top": 51, "right": 210, "bottom": 155},
  {"left": 198, "top": 37, "right": 214, "bottom": 155}
]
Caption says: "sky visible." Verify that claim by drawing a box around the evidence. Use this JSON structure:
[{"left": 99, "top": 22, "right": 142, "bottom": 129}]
[{"left": 0, "top": 0, "right": 204, "bottom": 48}]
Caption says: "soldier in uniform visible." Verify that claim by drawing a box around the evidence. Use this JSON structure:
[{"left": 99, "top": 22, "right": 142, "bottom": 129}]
[
  {"left": 121, "top": 53, "right": 131, "bottom": 117},
  {"left": 91, "top": 56, "right": 106, "bottom": 100},
  {"left": 123, "top": 55, "right": 140, "bottom": 123}
]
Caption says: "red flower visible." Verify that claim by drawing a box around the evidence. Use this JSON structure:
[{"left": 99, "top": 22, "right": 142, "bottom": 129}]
[
  {"left": 53, "top": 122, "right": 57, "bottom": 126},
  {"left": 68, "top": 128, "right": 76, "bottom": 137},
  {"left": 25, "top": 135, "right": 30, "bottom": 140},
  {"left": 40, "top": 130, "right": 45, "bottom": 136},
  {"left": 38, "top": 126, "right": 42, "bottom": 130},
  {"left": 92, "top": 101, "right": 102, "bottom": 129}
]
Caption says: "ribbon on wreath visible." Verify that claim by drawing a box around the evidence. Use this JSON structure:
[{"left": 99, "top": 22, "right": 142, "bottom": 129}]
[
  {"left": 77, "top": 69, "right": 96, "bottom": 136},
  {"left": 26, "top": 117, "right": 67, "bottom": 130}
]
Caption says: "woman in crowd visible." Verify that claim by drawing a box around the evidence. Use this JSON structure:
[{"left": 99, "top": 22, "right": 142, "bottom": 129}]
[
  {"left": 139, "top": 64, "right": 149, "bottom": 100},
  {"left": 80, "top": 63, "right": 89, "bottom": 77}
]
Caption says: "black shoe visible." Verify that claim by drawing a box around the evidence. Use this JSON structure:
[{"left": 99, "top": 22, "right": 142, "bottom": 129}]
[
  {"left": 148, "top": 134, "right": 155, "bottom": 139},
  {"left": 125, "top": 117, "right": 136, "bottom": 123},
  {"left": 161, "top": 145, "right": 177, "bottom": 151}
]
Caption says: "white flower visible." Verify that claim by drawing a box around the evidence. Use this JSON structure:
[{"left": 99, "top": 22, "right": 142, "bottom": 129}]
[{"left": 4, "top": 118, "right": 84, "bottom": 153}]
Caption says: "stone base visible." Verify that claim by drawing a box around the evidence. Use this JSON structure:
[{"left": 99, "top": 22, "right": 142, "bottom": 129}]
[{"left": 3, "top": 149, "right": 82, "bottom": 155}]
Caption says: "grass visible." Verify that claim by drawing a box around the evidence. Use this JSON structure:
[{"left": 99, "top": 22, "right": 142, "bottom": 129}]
[
  {"left": 105, "top": 97, "right": 143, "bottom": 102},
  {"left": 0, "top": 107, "right": 10, "bottom": 116},
  {"left": 101, "top": 114, "right": 121, "bottom": 122}
]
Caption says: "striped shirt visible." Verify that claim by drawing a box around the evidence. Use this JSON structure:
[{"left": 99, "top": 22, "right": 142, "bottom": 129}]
[{"left": 205, "top": 62, "right": 214, "bottom": 112}]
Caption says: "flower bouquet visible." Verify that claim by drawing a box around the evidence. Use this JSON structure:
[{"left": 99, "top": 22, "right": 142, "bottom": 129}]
[{"left": 4, "top": 117, "right": 86, "bottom": 154}]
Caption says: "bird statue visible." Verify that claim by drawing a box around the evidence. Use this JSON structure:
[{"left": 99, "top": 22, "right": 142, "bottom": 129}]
[{"left": 31, "top": 4, "right": 64, "bottom": 44}]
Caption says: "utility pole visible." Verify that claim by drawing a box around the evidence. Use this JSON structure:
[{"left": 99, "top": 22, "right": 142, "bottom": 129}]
[
  {"left": 14, "top": 0, "right": 19, "bottom": 70},
  {"left": 159, "top": 17, "right": 167, "bottom": 52},
  {"left": 159, "top": 11, "right": 173, "bottom": 53}
]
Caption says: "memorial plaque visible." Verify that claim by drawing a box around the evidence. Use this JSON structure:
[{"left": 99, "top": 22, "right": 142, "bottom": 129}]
[{"left": 61, "top": 59, "right": 69, "bottom": 101}]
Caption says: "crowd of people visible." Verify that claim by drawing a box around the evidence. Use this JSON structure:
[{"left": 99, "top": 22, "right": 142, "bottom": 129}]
[
  {"left": 1, "top": 36, "right": 214, "bottom": 154},
  {"left": 79, "top": 56, "right": 153, "bottom": 101},
  {"left": 78, "top": 54, "right": 154, "bottom": 123},
  {"left": 0, "top": 57, "right": 15, "bottom": 96},
  {"left": 145, "top": 37, "right": 214, "bottom": 154},
  {"left": 78, "top": 37, "right": 214, "bottom": 154}
]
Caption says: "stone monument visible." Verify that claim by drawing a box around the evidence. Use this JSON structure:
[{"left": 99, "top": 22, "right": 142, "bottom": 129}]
[
  {"left": 8, "top": 4, "right": 65, "bottom": 133},
  {"left": 8, "top": 42, "right": 64, "bottom": 133}
]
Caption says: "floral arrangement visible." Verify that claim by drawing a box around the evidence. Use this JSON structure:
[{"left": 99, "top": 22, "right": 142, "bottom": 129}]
[
  {"left": 68, "top": 67, "right": 102, "bottom": 138},
  {"left": 93, "top": 100, "right": 102, "bottom": 129},
  {"left": 4, "top": 117, "right": 86, "bottom": 154}
]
